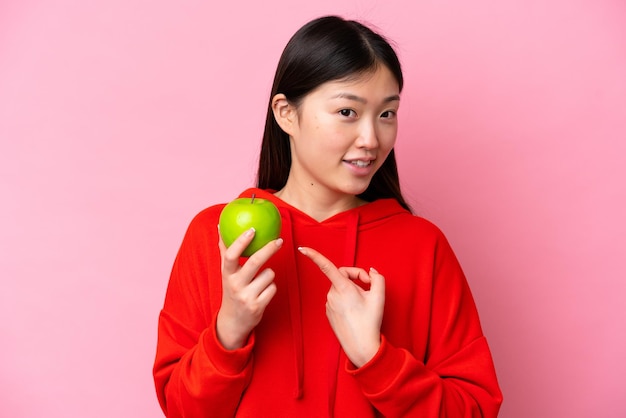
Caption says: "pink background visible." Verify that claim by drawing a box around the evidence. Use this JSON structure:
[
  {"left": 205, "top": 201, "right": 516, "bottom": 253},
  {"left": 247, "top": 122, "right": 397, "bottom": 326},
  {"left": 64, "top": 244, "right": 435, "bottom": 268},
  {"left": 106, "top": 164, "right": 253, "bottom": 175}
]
[{"left": 1, "top": 1, "right": 625, "bottom": 417}]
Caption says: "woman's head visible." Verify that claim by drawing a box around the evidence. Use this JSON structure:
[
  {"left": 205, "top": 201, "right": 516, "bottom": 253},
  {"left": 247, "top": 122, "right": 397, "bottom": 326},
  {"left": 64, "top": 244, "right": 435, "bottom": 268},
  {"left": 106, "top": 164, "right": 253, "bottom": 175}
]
[{"left": 257, "top": 15, "right": 411, "bottom": 212}]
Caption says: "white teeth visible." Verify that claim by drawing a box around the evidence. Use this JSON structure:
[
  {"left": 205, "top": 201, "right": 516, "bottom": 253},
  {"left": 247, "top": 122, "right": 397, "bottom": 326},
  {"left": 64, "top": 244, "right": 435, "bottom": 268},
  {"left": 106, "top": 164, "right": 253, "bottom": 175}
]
[{"left": 350, "top": 160, "right": 371, "bottom": 167}]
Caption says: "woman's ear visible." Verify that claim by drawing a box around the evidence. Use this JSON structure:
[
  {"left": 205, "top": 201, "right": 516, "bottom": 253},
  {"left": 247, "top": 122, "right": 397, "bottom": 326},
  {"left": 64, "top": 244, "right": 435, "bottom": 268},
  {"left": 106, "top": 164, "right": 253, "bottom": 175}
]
[{"left": 272, "top": 94, "right": 297, "bottom": 136}]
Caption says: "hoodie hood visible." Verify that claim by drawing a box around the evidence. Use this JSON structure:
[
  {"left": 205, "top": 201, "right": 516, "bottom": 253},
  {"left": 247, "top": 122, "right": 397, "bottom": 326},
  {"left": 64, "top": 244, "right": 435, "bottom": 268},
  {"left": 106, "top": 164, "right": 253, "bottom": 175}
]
[
  {"left": 238, "top": 188, "right": 408, "bottom": 228},
  {"left": 236, "top": 188, "right": 408, "bottom": 414}
]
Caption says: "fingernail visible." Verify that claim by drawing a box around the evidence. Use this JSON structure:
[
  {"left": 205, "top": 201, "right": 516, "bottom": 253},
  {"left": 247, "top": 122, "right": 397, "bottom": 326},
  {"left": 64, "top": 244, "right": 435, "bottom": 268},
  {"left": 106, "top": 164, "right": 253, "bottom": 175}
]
[
  {"left": 370, "top": 267, "right": 379, "bottom": 274},
  {"left": 297, "top": 246, "right": 307, "bottom": 255},
  {"left": 275, "top": 238, "right": 284, "bottom": 247},
  {"left": 245, "top": 227, "right": 255, "bottom": 237}
]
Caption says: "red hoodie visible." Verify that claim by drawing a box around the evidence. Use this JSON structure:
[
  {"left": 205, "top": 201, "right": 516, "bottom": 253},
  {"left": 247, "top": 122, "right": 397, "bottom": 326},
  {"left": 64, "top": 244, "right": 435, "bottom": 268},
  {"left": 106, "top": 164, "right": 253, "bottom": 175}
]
[{"left": 153, "top": 188, "right": 502, "bottom": 417}]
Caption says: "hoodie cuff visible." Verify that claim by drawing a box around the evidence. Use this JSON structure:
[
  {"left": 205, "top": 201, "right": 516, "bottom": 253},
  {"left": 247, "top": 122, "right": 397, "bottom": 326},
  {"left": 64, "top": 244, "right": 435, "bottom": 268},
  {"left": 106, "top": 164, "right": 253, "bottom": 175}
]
[
  {"left": 202, "top": 317, "right": 254, "bottom": 376},
  {"left": 345, "top": 335, "right": 406, "bottom": 395}
]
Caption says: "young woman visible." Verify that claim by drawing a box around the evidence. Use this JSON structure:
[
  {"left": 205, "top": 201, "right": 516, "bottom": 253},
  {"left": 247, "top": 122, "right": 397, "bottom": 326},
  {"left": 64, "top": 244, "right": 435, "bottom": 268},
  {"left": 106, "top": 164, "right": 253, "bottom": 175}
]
[{"left": 153, "top": 15, "right": 502, "bottom": 417}]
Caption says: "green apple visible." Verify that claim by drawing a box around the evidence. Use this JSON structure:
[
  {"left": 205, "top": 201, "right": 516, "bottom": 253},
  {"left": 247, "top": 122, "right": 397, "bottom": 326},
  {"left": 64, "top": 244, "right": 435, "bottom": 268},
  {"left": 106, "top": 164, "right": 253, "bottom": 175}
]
[{"left": 218, "top": 194, "right": 282, "bottom": 257}]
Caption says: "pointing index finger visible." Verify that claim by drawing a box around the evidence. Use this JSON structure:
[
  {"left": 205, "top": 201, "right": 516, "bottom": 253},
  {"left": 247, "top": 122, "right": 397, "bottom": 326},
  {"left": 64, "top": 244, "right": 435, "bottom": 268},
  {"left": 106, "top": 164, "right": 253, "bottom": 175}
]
[{"left": 297, "top": 246, "right": 346, "bottom": 288}]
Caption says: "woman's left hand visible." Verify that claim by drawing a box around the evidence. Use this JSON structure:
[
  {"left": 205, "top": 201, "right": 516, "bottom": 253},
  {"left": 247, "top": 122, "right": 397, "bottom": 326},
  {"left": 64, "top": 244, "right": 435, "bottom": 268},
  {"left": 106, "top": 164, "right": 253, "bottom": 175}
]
[{"left": 298, "top": 246, "right": 385, "bottom": 368}]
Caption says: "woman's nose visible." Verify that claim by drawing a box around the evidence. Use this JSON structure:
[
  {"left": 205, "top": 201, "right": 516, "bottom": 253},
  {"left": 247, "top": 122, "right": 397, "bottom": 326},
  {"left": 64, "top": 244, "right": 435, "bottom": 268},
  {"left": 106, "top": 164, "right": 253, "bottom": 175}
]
[{"left": 355, "top": 121, "right": 379, "bottom": 149}]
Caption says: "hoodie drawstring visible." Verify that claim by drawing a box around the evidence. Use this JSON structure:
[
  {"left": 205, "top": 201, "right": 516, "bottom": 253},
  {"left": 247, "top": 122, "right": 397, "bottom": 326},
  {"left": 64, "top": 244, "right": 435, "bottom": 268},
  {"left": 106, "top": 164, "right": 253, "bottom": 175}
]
[
  {"left": 279, "top": 205, "right": 361, "bottom": 416},
  {"left": 280, "top": 209, "right": 305, "bottom": 399},
  {"left": 327, "top": 211, "right": 360, "bottom": 417}
]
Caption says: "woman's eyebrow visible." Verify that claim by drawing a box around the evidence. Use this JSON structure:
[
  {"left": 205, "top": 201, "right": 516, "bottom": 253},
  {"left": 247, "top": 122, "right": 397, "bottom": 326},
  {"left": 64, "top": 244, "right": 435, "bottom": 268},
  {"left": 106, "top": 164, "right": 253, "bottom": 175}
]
[
  {"left": 384, "top": 94, "right": 401, "bottom": 103},
  {"left": 331, "top": 93, "right": 401, "bottom": 103}
]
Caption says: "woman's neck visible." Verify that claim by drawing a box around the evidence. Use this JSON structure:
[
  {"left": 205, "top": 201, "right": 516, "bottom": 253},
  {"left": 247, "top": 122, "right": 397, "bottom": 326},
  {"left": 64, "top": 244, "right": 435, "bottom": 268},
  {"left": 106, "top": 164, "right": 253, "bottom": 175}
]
[{"left": 273, "top": 182, "right": 365, "bottom": 222}]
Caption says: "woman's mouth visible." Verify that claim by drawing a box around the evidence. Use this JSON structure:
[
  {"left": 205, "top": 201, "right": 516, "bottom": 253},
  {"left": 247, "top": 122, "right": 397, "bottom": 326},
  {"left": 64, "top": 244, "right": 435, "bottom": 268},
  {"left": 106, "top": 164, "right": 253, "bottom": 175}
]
[{"left": 345, "top": 159, "right": 374, "bottom": 168}]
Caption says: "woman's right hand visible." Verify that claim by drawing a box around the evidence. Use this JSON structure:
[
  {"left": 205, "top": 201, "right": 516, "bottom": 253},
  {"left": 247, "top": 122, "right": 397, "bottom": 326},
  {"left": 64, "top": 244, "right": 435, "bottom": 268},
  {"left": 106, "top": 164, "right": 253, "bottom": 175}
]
[{"left": 216, "top": 227, "right": 283, "bottom": 350}]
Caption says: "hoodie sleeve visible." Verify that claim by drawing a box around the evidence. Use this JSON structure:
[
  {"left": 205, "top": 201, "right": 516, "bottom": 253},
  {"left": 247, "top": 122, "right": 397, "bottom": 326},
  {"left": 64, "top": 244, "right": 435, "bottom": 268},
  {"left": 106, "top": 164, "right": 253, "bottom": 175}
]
[
  {"left": 346, "top": 230, "right": 503, "bottom": 417},
  {"left": 153, "top": 208, "right": 254, "bottom": 417}
]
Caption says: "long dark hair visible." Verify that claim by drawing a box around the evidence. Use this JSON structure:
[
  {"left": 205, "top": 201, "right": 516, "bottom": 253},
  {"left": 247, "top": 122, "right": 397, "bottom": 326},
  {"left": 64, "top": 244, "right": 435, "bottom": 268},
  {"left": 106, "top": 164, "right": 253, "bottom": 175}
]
[{"left": 256, "top": 15, "right": 412, "bottom": 212}]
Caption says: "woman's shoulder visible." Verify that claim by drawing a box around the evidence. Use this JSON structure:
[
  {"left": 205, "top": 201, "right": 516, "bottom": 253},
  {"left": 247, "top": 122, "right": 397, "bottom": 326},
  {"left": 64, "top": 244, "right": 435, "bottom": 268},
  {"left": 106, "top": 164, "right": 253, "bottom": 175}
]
[
  {"left": 365, "top": 199, "right": 446, "bottom": 238},
  {"left": 391, "top": 213, "right": 448, "bottom": 244},
  {"left": 193, "top": 203, "right": 226, "bottom": 222},
  {"left": 179, "top": 202, "right": 228, "bottom": 239},
  {"left": 184, "top": 188, "right": 265, "bottom": 231}
]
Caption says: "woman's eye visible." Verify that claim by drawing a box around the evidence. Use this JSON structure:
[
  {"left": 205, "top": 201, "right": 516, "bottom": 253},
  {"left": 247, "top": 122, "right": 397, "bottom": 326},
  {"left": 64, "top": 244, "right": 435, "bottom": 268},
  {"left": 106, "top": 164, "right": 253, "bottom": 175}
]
[
  {"left": 339, "top": 109, "right": 356, "bottom": 118},
  {"left": 381, "top": 110, "right": 397, "bottom": 119}
]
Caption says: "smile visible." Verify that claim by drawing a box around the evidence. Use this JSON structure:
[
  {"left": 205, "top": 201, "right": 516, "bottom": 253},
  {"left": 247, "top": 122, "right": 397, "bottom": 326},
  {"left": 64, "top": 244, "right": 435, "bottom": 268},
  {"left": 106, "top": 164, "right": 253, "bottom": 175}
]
[{"left": 346, "top": 160, "right": 374, "bottom": 168}]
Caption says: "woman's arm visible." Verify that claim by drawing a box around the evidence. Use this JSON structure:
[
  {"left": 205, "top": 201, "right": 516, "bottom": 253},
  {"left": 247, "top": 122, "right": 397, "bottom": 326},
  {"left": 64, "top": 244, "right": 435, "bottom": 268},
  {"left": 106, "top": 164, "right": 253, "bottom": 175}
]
[
  {"left": 349, "top": 234, "right": 503, "bottom": 417},
  {"left": 300, "top": 232, "right": 502, "bottom": 417},
  {"left": 153, "top": 208, "right": 281, "bottom": 417}
]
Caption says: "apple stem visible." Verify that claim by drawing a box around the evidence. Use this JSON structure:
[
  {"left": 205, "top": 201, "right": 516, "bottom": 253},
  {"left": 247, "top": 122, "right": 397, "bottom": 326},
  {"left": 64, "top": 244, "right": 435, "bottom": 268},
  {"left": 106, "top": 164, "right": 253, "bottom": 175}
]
[{"left": 251, "top": 193, "right": 256, "bottom": 204}]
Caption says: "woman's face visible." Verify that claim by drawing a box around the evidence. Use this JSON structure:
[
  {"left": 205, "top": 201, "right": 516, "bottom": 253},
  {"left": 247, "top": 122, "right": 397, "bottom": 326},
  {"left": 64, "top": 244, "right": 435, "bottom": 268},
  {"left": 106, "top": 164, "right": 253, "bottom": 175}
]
[{"left": 287, "top": 65, "right": 400, "bottom": 202}]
